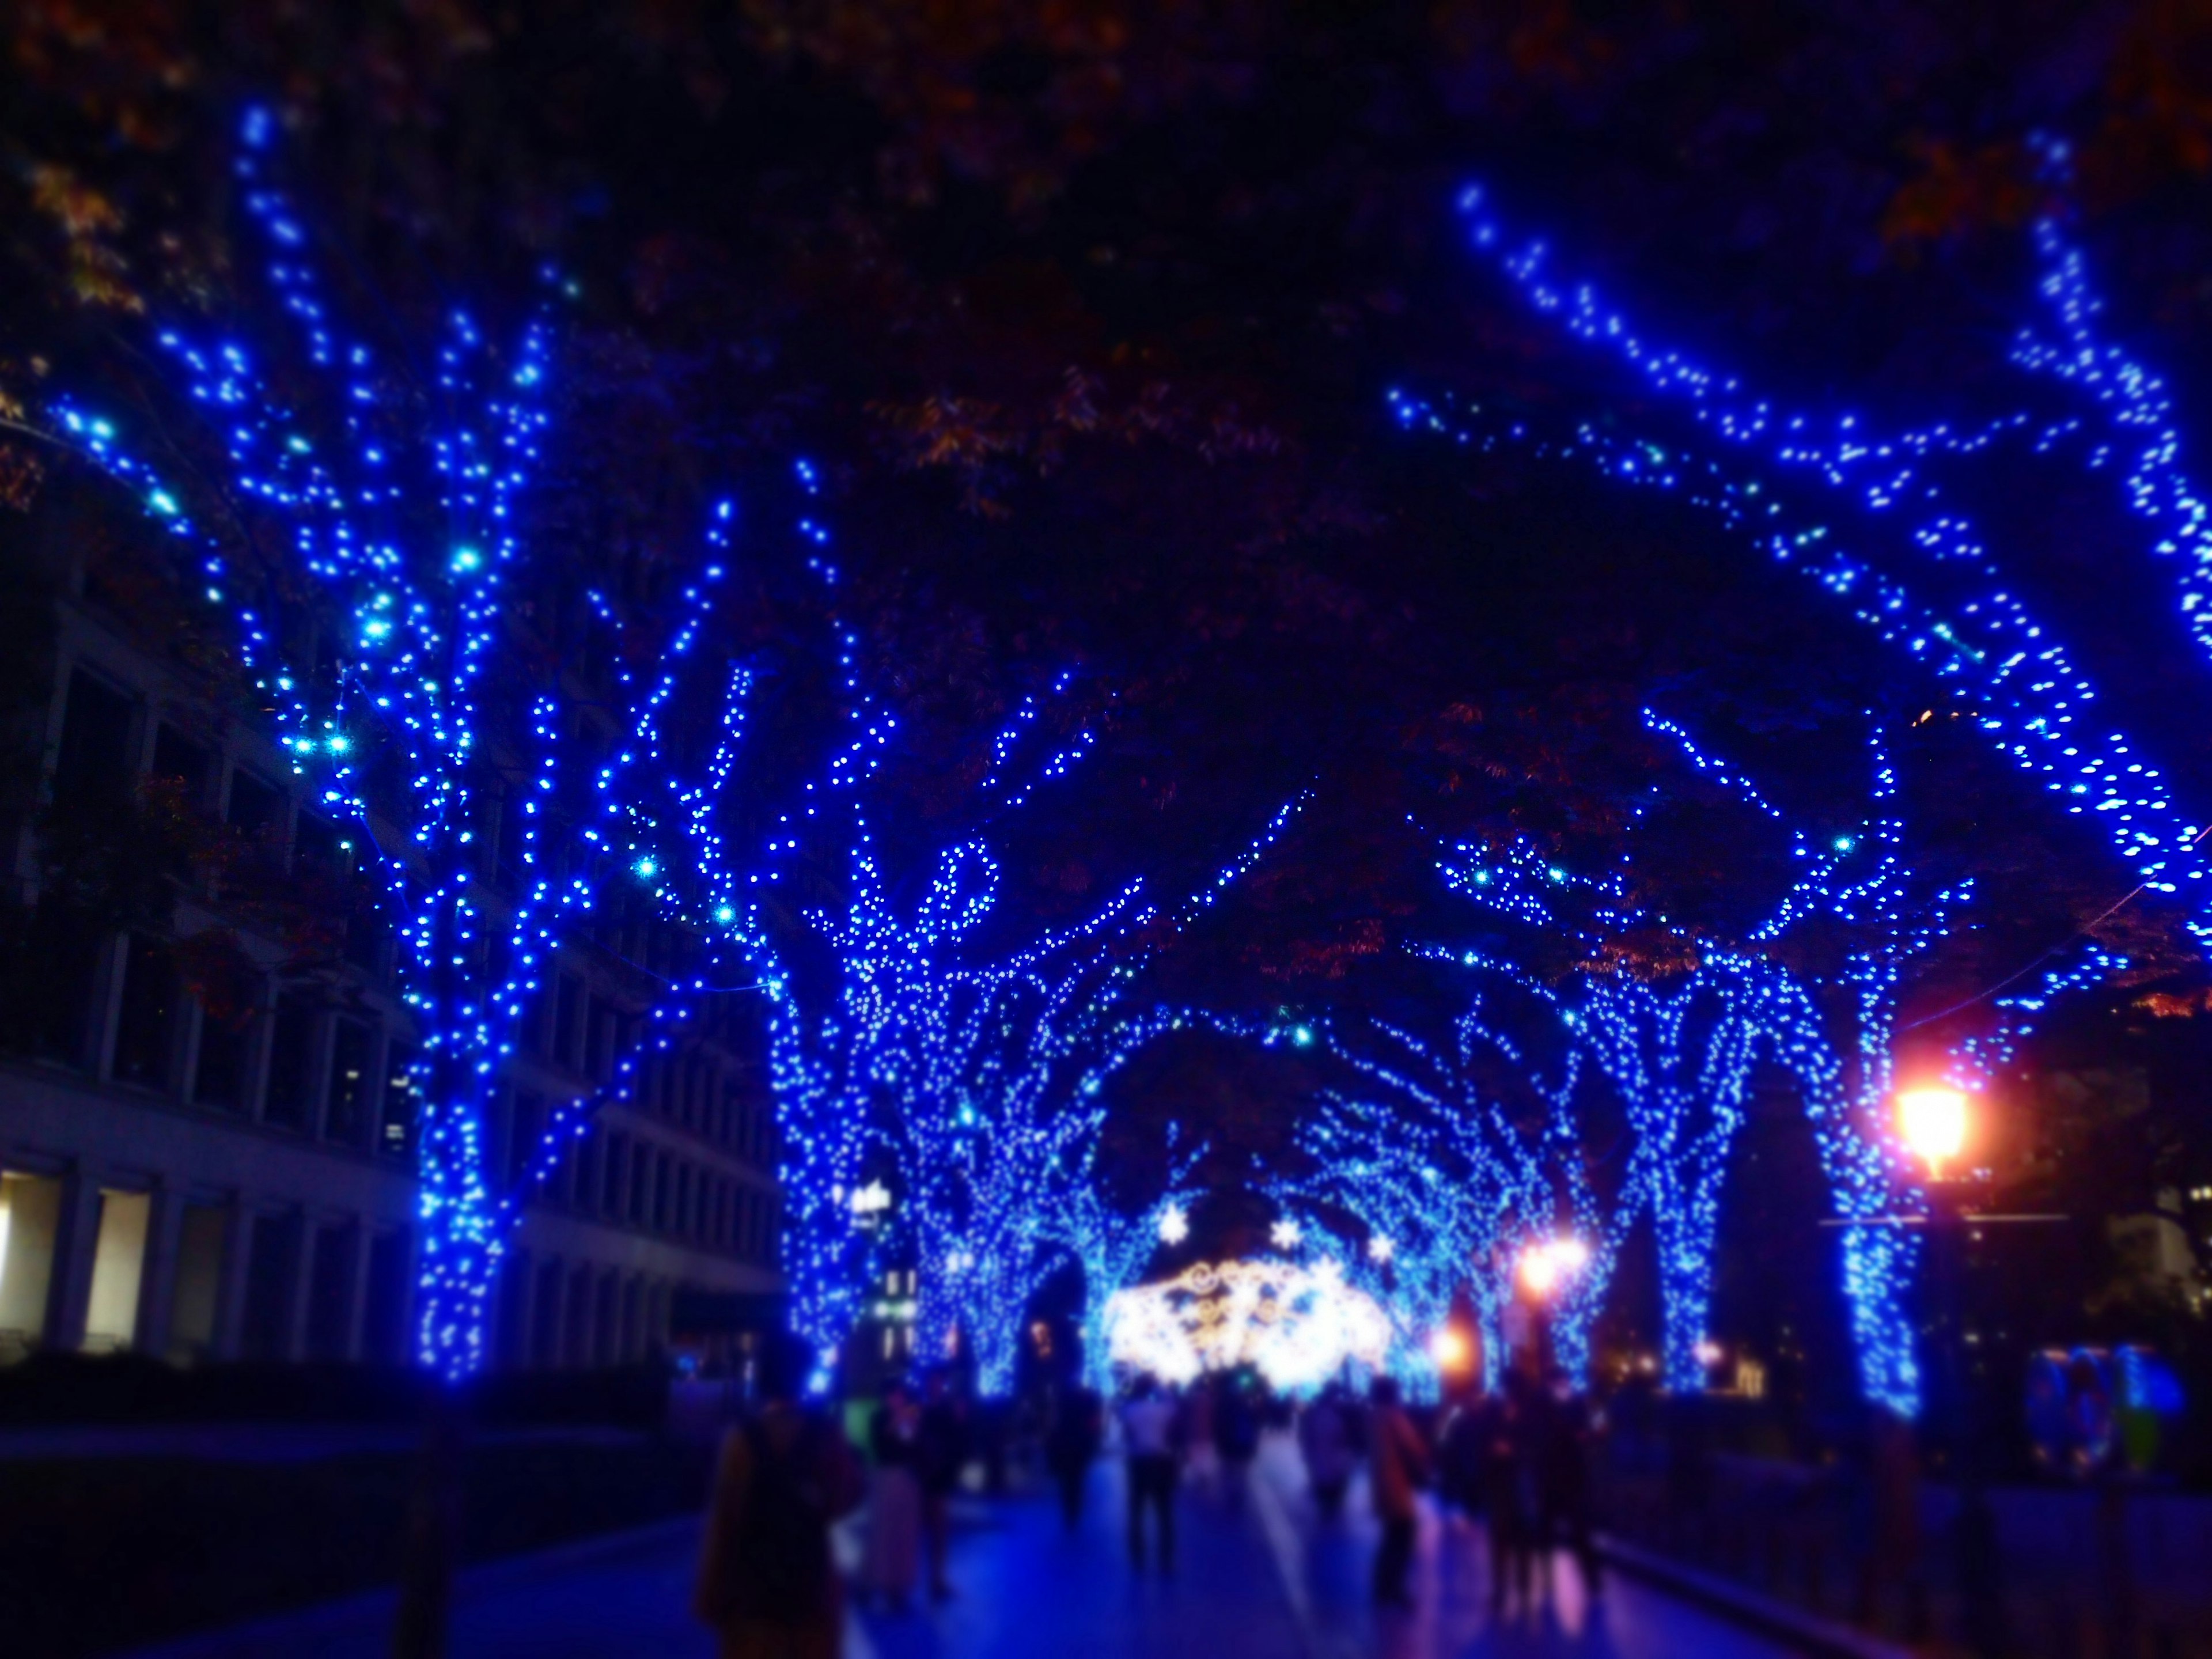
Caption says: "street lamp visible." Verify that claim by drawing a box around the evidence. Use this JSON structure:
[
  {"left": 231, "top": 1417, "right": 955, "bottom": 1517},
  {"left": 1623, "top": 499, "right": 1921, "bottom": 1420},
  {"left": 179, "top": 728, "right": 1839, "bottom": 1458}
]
[
  {"left": 1898, "top": 1085, "right": 1969, "bottom": 1181},
  {"left": 1513, "top": 1236, "right": 1589, "bottom": 1374},
  {"left": 1897, "top": 1082, "right": 2009, "bottom": 1658}
]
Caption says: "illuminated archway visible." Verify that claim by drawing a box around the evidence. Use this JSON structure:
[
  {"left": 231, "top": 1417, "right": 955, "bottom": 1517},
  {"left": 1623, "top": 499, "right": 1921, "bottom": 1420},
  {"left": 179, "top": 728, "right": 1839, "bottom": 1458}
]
[{"left": 1104, "top": 1258, "right": 1391, "bottom": 1394}]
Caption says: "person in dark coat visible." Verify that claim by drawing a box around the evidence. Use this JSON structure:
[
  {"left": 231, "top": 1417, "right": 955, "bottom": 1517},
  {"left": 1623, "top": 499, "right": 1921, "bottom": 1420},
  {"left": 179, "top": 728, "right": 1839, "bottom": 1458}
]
[
  {"left": 1045, "top": 1384, "right": 1105, "bottom": 1528},
  {"left": 694, "top": 1337, "right": 864, "bottom": 1659},
  {"left": 1536, "top": 1369, "right": 1602, "bottom": 1601},
  {"left": 1217, "top": 1378, "right": 1262, "bottom": 1510},
  {"left": 915, "top": 1369, "right": 968, "bottom": 1601},
  {"left": 1480, "top": 1381, "right": 1535, "bottom": 1613}
]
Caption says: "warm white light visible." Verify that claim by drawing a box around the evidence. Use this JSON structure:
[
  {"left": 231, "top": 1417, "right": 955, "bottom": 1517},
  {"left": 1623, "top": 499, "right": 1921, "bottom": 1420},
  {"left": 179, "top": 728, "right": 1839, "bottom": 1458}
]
[
  {"left": 1429, "top": 1327, "right": 1469, "bottom": 1371},
  {"left": 1517, "top": 1236, "right": 1589, "bottom": 1300},
  {"left": 1694, "top": 1339, "right": 1724, "bottom": 1368},
  {"left": 1518, "top": 1245, "right": 1559, "bottom": 1298},
  {"left": 1897, "top": 1086, "right": 1968, "bottom": 1176}
]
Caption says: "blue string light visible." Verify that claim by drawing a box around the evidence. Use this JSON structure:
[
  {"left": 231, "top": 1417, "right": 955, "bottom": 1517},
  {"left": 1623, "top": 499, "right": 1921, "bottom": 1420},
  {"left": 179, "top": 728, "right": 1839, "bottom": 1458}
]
[
  {"left": 45, "top": 111, "right": 798, "bottom": 1380},
  {"left": 1392, "top": 164, "right": 2212, "bottom": 938}
]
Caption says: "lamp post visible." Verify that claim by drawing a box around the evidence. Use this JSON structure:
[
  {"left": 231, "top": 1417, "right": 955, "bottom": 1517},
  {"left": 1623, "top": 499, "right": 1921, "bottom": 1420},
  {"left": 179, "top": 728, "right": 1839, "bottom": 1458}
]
[
  {"left": 1899, "top": 1085, "right": 2008, "bottom": 1658},
  {"left": 1514, "top": 1236, "right": 1589, "bottom": 1380}
]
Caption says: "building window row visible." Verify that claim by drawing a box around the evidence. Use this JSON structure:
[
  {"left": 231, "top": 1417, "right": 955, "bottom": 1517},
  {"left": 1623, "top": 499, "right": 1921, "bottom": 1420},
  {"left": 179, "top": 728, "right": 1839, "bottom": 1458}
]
[
  {"left": 10, "top": 916, "right": 419, "bottom": 1161},
  {"left": 0, "top": 1165, "right": 411, "bottom": 1369}
]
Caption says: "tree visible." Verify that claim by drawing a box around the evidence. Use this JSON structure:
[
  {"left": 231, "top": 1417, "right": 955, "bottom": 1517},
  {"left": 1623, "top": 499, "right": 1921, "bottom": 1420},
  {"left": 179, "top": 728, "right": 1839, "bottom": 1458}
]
[
  {"left": 1048, "top": 1124, "right": 1202, "bottom": 1393},
  {"left": 39, "top": 112, "right": 786, "bottom": 1378}
]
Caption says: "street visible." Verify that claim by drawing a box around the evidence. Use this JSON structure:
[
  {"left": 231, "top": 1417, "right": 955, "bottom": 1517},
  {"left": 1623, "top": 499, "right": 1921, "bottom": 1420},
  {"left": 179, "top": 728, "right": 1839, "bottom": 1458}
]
[{"left": 128, "top": 1436, "right": 1804, "bottom": 1659}]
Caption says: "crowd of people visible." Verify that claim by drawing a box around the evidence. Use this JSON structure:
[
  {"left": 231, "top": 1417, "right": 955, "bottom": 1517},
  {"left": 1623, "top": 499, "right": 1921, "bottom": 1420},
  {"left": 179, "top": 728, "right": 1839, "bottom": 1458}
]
[{"left": 690, "top": 1335, "right": 1605, "bottom": 1659}]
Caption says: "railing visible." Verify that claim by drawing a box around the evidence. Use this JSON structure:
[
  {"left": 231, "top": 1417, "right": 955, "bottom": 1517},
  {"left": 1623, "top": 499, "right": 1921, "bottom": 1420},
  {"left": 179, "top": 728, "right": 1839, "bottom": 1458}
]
[{"left": 1597, "top": 1430, "right": 2212, "bottom": 1656}]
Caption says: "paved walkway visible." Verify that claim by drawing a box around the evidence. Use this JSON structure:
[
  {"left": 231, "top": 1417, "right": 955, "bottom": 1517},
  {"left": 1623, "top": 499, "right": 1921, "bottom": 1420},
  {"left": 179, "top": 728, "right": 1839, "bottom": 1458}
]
[{"left": 128, "top": 1434, "right": 1803, "bottom": 1658}]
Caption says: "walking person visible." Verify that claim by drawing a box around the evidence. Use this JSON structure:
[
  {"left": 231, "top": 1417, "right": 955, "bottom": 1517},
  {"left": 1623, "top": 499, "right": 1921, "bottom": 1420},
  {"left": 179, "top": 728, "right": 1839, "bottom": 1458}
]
[
  {"left": 1437, "top": 1385, "right": 1488, "bottom": 1533},
  {"left": 1368, "top": 1376, "right": 1431, "bottom": 1610},
  {"left": 1120, "top": 1376, "right": 1181, "bottom": 1571},
  {"left": 1217, "top": 1378, "right": 1262, "bottom": 1511},
  {"left": 863, "top": 1381, "right": 923, "bottom": 1609},
  {"left": 1537, "top": 1369, "right": 1603, "bottom": 1603},
  {"left": 1046, "top": 1384, "right": 1105, "bottom": 1529},
  {"left": 1182, "top": 1375, "right": 1219, "bottom": 1495},
  {"left": 1479, "top": 1385, "right": 1533, "bottom": 1613},
  {"left": 1300, "top": 1385, "right": 1356, "bottom": 1520},
  {"left": 915, "top": 1369, "right": 968, "bottom": 1603},
  {"left": 694, "top": 1336, "right": 864, "bottom": 1659}
]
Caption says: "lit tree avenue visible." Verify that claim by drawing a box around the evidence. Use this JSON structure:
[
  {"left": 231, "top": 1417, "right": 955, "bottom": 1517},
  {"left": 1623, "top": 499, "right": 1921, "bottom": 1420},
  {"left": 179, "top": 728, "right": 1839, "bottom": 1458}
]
[{"left": 27, "top": 103, "right": 2182, "bottom": 1433}]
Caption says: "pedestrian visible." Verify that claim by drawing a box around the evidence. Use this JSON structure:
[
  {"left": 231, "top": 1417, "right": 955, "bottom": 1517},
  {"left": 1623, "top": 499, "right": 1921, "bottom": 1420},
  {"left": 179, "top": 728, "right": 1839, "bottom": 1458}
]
[
  {"left": 1299, "top": 1385, "right": 1356, "bottom": 1520},
  {"left": 1368, "top": 1376, "right": 1431, "bottom": 1609},
  {"left": 694, "top": 1336, "right": 864, "bottom": 1659},
  {"left": 915, "top": 1368, "right": 968, "bottom": 1602},
  {"left": 1183, "top": 1375, "right": 1219, "bottom": 1495},
  {"left": 863, "top": 1381, "right": 923, "bottom": 1609},
  {"left": 1480, "top": 1385, "right": 1533, "bottom": 1613},
  {"left": 1046, "top": 1384, "right": 1105, "bottom": 1529},
  {"left": 1536, "top": 1368, "right": 1602, "bottom": 1602},
  {"left": 1217, "top": 1378, "right": 1261, "bottom": 1510},
  {"left": 1437, "top": 1386, "right": 1487, "bottom": 1531},
  {"left": 1120, "top": 1374, "right": 1181, "bottom": 1571}
]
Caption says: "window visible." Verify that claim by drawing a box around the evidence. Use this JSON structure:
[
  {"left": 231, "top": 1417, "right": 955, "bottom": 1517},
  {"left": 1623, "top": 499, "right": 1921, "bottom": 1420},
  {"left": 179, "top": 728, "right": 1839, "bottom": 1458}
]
[
  {"left": 511, "top": 1092, "right": 543, "bottom": 1194},
  {"left": 675, "top": 1164, "right": 693, "bottom": 1239},
  {"left": 380, "top": 1040, "right": 419, "bottom": 1158},
  {"left": 262, "top": 994, "right": 319, "bottom": 1129},
  {"left": 239, "top": 1213, "right": 301, "bottom": 1362},
  {"left": 575, "top": 1126, "right": 601, "bottom": 1217},
  {"left": 8, "top": 901, "right": 104, "bottom": 1069},
  {"left": 150, "top": 724, "right": 212, "bottom": 804},
  {"left": 293, "top": 812, "right": 349, "bottom": 877},
  {"left": 584, "top": 995, "right": 606, "bottom": 1081},
  {"left": 111, "top": 933, "right": 179, "bottom": 1090},
  {"left": 362, "top": 1232, "right": 410, "bottom": 1366},
  {"left": 603, "top": 1132, "right": 627, "bottom": 1217},
  {"left": 53, "top": 668, "right": 134, "bottom": 805},
  {"left": 304, "top": 1225, "right": 356, "bottom": 1361},
  {"left": 225, "top": 768, "right": 283, "bottom": 837},
  {"left": 629, "top": 1145, "right": 650, "bottom": 1225},
  {"left": 553, "top": 973, "right": 579, "bottom": 1070},
  {"left": 343, "top": 899, "right": 385, "bottom": 975},
  {"left": 324, "top": 1018, "right": 376, "bottom": 1146},
  {"left": 193, "top": 995, "right": 254, "bottom": 1110},
  {"left": 652, "top": 1153, "right": 670, "bottom": 1233}
]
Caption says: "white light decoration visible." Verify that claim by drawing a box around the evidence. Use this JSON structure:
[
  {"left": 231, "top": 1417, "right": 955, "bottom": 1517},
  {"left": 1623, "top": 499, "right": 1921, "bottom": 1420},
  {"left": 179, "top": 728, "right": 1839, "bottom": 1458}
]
[
  {"left": 1368, "top": 1234, "right": 1394, "bottom": 1264},
  {"left": 1270, "top": 1219, "right": 1304, "bottom": 1250},
  {"left": 1104, "top": 1260, "right": 1391, "bottom": 1395},
  {"left": 1158, "top": 1206, "right": 1191, "bottom": 1246}
]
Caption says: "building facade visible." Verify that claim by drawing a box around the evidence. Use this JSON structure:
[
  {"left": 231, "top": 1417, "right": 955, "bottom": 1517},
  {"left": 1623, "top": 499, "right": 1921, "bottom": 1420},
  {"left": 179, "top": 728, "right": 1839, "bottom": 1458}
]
[{"left": 0, "top": 543, "right": 783, "bottom": 1374}]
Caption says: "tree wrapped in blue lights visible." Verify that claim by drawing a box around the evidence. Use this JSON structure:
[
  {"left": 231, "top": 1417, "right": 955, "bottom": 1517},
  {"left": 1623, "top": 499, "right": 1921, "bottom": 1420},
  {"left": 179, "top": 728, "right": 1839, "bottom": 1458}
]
[
  {"left": 749, "top": 660, "right": 1305, "bottom": 1389},
  {"left": 1441, "top": 715, "right": 1962, "bottom": 1414},
  {"left": 39, "top": 112, "right": 803, "bottom": 1378},
  {"left": 1274, "top": 999, "right": 1604, "bottom": 1393}
]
